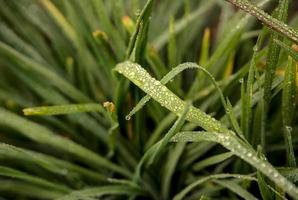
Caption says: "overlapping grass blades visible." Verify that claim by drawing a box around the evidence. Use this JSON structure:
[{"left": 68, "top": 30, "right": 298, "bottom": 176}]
[
  {"left": 0, "top": 0, "right": 297, "bottom": 199},
  {"left": 114, "top": 61, "right": 298, "bottom": 199}
]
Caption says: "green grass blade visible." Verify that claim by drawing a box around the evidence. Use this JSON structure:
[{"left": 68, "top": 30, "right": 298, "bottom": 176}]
[
  {"left": 23, "top": 104, "right": 106, "bottom": 116},
  {"left": 261, "top": 0, "right": 289, "bottom": 149},
  {"left": 171, "top": 131, "right": 298, "bottom": 199},
  {"left": 0, "top": 108, "right": 131, "bottom": 178},
  {"left": 161, "top": 143, "right": 185, "bottom": 200},
  {"left": 0, "top": 42, "right": 89, "bottom": 102},
  {"left": 0, "top": 180, "right": 64, "bottom": 199},
  {"left": 115, "top": 60, "right": 298, "bottom": 198},
  {"left": 193, "top": 152, "right": 234, "bottom": 172},
  {"left": 282, "top": 56, "right": 297, "bottom": 167},
  {"left": 125, "top": 62, "right": 239, "bottom": 135},
  {"left": 149, "top": 102, "right": 190, "bottom": 164},
  {"left": 152, "top": 0, "right": 215, "bottom": 50},
  {"left": 172, "top": 173, "right": 256, "bottom": 200},
  {"left": 114, "top": 61, "right": 227, "bottom": 133},
  {"left": 0, "top": 166, "right": 70, "bottom": 193},
  {"left": 256, "top": 146, "right": 274, "bottom": 200},
  {"left": 167, "top": 16, "right": 177, "bottom": 68},
  {"left": 274, "top": 39, "right": 298, "bottom": 61},
  {"left": 56, "top": 185, "right": 145, "bottom": 200},
  {"left": 225, "top": 0, "right": 298, "bottom": 43},
  {"left": 0, "top": 143, "right": 107, "bottom": 182},
  {"left": 199, "top": 28, "right": 211, "bottom": 65},
  {"left": 214, "top": 180, "right": 258, "bottom": 200},
  {"left": 126, "top": 0, "right": 154, "bottom": 59}
]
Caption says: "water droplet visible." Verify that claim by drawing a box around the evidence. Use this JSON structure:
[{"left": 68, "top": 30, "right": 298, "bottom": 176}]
[
  {"left": 286, "top": 126, "right": 292, "bottom": 132},
  {"left": 239, "top": 78, "right": 244, "bottom": 83},
  {"left": 135, "top": 9, "right": 141, "bottom": 16},
  {"left": 125, "top": 115, "right": 131, "bottom": 120},
  {"left": 261, "top": 163, "right": 266, "bottom": 168},
  {"left": 129, "top": 72, "right": 135, "bottom": 77}
]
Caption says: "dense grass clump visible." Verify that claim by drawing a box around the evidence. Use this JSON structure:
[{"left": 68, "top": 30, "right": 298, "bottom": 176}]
[{"left": 0, "top": 0, "right": 298, "bottom": 199}]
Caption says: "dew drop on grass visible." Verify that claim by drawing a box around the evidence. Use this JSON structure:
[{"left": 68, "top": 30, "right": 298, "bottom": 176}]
[
  {"left": 135, "top": 9, "right": 141, "bottom": 16},
  {"left": 285, "top": 126, "right": 292, "bottom": 132},
  {"left": 125, "top": 115, "right": 131, "bottom": 120}
]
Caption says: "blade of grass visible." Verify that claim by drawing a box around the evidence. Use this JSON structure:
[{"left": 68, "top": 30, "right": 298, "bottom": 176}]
[
  {"left": 115, "top": 61, "right": 227, "bottom": 133},
  {"left": 241, "top": 29, "right": 266, "bottom": 141},
  {"left": 167, "top": 16, "right": 177, "bottom": 68},
  {"left": 0, "top": 180, "right": 64, "bottom": 199},
  {"left": 114, "top": 61, "right": 298, "bottom": 198},
  {"left": 149, "top": 102, "right": 190, "bottom": 165},
  {"left": 274, "top": 39, "right": 298, "bottom": 61},
  {"left": 23, "top": 104, "right": 106, "bottom": 116},
  {"left": 0, "top": 166, "right": 70, "bottom": 193},
  {"left": 152, "top": 0, "right": 215, "bottom": 50},
  {"left": 171, "top": 131, "right": 298, "bottom": 199},
  {"left": 214, "top": 179, "right": 258, "bottom": 200},
  {"left": 261, "top": 0, "right": 289, "bottom": 150},
  {"left": 172, "top": 173, "right": 256, "bottom": 200},
  {"left": 188, "top": 0, "right": 272, "bottom": 98},
  {"left": 126, "top": 0, "right": 154, "bottom": 59},
  {"left": 0, "top": 42, "right": 89, "bottom": 102},
  {"left": 256, "top": 146, "right": 274, "bottom": 200},
  {"left": 161, "top": 142, "right": 185, "bottom": 200},
  {"left": 0, "top": 143, "right": 107, "bottom": 182},
  {"left": 225, "top": 0, "right": 298, "bottom": 43},
  {"left": 56, "top": 185, "right": 146, "bottom": 200},
  {"left": 0, "top": 108, "right": 131, "bottom": 178},
  {"left": 193, "top": 152, "right": 234, "bottom": 172},
  {"left": 282, "top": 56, "right": 297, "bottom": 167}
]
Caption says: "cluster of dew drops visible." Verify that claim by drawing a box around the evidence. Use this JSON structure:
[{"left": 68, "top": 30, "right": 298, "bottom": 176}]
[{"left": 218, "top": 133, "right": 295, "bottom": 193}]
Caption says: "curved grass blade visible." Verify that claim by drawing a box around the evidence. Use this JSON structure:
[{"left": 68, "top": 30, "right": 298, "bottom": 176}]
[
  {"left": 0, "top": 166, "right": 70, "bottom": 193},
  {"left": 0, "top": 42, "right": 89, "bottom": 102},
  {"left": 0, "top": 108, "right": 131, "bottom": 178},
  {"left": 125, "top": 62, "right": 241, "bottom": 137},
  {"left": 0, "top": 180, "right": 64, "bottom": 199},
  {"left": 0, "top": 143, "right": 107, "bottom": 182},
  {"left": 172, "top": 173, "right": 256, "bottom": 200},
  {"left": 193, "top": 152, "right": 234, "bottom": 172},
  {"left": 148, "top": 102, "right": 190, "bottom": 165},
  {"left": 115, "top": 61, "right": 227, "bottom": 133},
  {"left": 56, "top": 185, "right": 146, "bottom": 200},
  {"left": 114, "top": 60, "right": 298, "bottom": 198},
  {"left": 145, "top": 113, "right": 176, "bottom": 148},
  {"left": 214, "top": 179, "right": 258, "bottom": 200},
  {"left": 171, "top": 131, "right": 298, "bottom": 199},
  {"left": 133, "top": 104, "right": 189, "bottom": 187},
  {"left": 57, "top": 185, "right": 144, "bottom": 200}
]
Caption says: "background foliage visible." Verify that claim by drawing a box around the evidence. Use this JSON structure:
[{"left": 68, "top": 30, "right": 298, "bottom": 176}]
[{"left": 0, "top": 0, "right": 298, "bottom": 199}]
